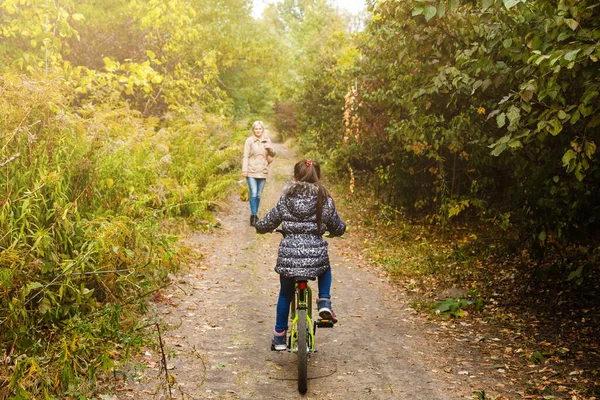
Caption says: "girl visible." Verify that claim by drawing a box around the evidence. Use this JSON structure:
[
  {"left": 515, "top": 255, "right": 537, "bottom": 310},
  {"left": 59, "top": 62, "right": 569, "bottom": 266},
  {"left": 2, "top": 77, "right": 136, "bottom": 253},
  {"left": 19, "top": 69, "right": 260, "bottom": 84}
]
[
  {"left": 255, "top": 159, "right": 346, "bottom": 350},
  {"left": 242, "top": 121, "right": 276, "bottom": 226}
]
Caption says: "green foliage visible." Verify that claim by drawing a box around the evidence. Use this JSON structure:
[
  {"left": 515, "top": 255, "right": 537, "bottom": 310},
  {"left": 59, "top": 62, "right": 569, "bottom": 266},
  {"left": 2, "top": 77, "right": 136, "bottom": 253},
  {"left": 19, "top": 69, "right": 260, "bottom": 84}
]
[
  {"left": 65, "top": 0, "right": 141, "bottom": 69},
  {"left": 529, "top": 350, "right": 546, "bottom": 365},
  {"left": 0, "top": 69, "right": 238, "bottom": 395},
  {"left": 265, "top": 0, "right": 359, "bottom": 149},
  {"left": 435, "top": 296, "right": 485, "bottom": 319},
  {"left": 289, "top": 0, "right": 599, "bottom": 264},
  {"left": 0, "top": 0, "right": 80, "bottom": 71},
  {"left": 435, "top": 298, "right": 470, "bottom": 318},
  {"left": 0, "top": 0, "right": 250, "bottom": 393}
]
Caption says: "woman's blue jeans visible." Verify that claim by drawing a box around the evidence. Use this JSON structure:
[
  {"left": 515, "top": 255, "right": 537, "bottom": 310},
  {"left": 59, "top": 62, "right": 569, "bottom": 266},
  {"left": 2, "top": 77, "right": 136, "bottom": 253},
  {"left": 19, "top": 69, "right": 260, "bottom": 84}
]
[
  {"left": 275, "top": 267, "right": 332, "bottom": 332},
  {"left": 247, "top": 177, "right": 266, "bottom": 215}
]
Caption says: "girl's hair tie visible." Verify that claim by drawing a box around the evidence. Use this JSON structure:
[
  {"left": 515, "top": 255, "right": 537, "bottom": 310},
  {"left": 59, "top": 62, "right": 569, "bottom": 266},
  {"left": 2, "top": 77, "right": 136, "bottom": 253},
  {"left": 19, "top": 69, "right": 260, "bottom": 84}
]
[{"left": 306, "top": 159, "right": 312, "bottom": 167}]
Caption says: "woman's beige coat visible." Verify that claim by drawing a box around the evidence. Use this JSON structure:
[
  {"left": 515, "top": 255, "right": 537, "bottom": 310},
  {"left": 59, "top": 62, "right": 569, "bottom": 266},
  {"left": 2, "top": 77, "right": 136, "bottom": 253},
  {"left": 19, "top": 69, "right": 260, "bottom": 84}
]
[{"left": 242, "top": 136, "right": 276, "bottom": 179}]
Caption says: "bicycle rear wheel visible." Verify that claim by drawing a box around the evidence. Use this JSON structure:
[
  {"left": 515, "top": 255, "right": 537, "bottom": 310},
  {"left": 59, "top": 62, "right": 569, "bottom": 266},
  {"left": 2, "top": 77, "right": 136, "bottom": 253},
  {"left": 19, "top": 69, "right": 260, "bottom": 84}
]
[{"left": 297, "top": 308, "right": 308, "bottom": 394}]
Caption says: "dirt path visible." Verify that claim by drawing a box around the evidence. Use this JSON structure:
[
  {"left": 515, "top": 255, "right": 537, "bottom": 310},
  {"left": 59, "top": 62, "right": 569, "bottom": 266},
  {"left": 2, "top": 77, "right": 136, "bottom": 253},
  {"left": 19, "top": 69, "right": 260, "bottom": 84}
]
[{"left": 121, "top": 142, "right": 501, "bottom": 399}]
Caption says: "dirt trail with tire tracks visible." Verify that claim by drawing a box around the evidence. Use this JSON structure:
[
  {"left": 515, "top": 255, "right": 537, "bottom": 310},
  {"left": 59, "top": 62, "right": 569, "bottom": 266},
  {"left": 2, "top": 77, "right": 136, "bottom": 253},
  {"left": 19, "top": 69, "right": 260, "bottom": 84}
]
[{"left": 122, "top": 141, "right": 503, "bottom": 399}]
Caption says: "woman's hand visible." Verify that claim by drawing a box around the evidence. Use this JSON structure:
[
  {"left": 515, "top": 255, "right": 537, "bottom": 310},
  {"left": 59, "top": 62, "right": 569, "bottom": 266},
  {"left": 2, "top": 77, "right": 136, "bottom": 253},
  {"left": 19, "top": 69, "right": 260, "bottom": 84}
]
[
  {"left": 263, "top": 140, "right": 276, "bottom": 157},
  {"left": 242, "top": 172, "right": 248, "bottom": 178}
]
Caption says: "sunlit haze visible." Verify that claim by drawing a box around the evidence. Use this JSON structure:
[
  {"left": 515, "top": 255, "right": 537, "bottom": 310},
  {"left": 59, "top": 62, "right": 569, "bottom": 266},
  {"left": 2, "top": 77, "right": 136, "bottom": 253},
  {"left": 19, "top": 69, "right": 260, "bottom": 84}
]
[{"left": 252, "top": 0, "right": 366, "bottom": 18}]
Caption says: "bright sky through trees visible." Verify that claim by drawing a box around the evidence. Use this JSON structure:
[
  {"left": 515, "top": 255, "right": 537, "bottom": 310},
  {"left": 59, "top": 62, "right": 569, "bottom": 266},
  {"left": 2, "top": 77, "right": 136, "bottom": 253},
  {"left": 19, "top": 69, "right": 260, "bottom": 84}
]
[{"left": 251, "top": 0, "right": 366, "bottom": 18}]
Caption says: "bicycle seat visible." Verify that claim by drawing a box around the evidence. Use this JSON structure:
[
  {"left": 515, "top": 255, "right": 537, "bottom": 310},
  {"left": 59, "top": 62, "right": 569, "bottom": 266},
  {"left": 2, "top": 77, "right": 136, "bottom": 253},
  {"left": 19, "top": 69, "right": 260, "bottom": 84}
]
[{"left": 293, "top": 276, "right": 316, "bottom": 282}]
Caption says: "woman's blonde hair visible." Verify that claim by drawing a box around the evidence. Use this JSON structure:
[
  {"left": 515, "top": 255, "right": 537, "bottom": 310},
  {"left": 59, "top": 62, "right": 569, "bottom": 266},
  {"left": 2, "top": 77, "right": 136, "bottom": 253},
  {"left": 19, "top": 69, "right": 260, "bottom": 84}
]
[{"left": 252, "top": 121, "right": 265, "bottom": 130}]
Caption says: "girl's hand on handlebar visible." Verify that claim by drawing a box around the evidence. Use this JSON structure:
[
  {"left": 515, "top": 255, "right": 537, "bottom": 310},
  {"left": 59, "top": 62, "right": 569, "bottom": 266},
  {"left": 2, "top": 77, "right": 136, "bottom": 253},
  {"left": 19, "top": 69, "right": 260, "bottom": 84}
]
[{"left": 325, "top": 225, "right": 348, "bottom": 238}]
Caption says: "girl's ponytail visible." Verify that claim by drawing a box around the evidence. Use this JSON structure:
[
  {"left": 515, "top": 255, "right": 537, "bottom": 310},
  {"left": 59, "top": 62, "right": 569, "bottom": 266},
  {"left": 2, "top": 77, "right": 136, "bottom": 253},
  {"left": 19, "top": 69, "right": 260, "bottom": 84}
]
[{"left": 294, "top": 159, "right": 329, "bottom": 231}]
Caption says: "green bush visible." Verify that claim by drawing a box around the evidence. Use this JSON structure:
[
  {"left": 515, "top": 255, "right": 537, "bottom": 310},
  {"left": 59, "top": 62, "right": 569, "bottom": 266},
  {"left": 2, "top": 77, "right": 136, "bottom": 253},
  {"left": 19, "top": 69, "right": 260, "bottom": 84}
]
[{"left": 0, "top": 71, "right": 238, "bottom": 395}]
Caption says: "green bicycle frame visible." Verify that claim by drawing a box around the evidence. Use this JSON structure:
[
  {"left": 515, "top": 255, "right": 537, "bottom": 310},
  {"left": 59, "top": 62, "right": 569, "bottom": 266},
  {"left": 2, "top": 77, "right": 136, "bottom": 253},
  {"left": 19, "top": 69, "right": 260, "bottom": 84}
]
[{"left": 289, "top": 282, "right": 315, "bottom": 353}]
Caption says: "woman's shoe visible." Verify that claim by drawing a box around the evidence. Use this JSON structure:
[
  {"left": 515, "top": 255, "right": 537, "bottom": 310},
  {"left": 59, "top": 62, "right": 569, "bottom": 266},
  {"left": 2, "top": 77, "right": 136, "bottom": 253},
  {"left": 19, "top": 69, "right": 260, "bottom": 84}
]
[{"left": 250, "top": 215, "right": 258, "bottom": 226}]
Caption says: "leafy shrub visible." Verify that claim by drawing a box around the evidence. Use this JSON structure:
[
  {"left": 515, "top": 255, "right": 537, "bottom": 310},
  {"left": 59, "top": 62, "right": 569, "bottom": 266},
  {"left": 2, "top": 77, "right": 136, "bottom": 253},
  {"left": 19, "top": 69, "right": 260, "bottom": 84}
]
[
  {"left": 435, "top": 297, "right": 485, "bottom": 319},
  {"left": 293, "top": 0, "right": 599, "bottom": 268},
  {"left": 0, "top": 71, "right": 238, "bottom": 396}
]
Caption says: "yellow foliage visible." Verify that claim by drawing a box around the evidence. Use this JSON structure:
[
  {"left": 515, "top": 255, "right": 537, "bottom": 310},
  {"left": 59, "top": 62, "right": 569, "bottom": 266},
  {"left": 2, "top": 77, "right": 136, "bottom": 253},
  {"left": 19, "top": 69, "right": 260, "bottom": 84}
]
[{"left": 239, "top": 185, "right": 249, "bottom": 202}]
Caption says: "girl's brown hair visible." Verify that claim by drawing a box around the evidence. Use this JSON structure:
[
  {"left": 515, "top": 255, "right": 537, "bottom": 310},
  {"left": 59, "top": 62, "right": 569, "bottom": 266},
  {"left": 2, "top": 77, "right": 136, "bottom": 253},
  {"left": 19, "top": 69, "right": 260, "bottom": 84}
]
[{"left": 294, "top": 159, "right": 329, "bottom": 231}]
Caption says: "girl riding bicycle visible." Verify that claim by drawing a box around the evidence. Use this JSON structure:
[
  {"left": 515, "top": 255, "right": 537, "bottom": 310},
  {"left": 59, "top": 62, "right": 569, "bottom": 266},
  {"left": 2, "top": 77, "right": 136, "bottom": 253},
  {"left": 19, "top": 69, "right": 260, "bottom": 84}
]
[{"left": 255, "top": 159, "right": 346, "bottom": 350}]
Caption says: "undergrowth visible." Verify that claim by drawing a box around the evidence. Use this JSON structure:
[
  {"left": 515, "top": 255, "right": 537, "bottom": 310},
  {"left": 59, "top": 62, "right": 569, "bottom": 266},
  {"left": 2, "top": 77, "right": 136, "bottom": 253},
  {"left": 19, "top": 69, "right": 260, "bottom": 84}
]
[
  {"left": 332, "top": 180, "right": 600, "bottom": 398},
  {"left": 0, "top": 73, "right": 243, "bottom": 398}
]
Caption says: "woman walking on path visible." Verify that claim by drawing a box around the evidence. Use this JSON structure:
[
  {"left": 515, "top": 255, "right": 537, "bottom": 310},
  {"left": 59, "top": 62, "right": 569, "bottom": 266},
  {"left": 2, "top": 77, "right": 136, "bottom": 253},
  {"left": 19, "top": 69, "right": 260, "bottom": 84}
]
[
  {"left": 254, "top": 159, "right": 346, "bottom": 350},
  {"left": 242, "top": 121, "right": 276, "bottom": 226}
]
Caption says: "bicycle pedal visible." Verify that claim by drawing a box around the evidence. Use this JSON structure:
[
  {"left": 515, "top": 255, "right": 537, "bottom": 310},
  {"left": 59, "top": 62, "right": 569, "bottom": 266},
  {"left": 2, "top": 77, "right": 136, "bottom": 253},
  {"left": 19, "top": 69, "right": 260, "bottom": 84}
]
[
  {"left": 316, "top": 319, "right": 335, "bottom": 328},
  {"left": 271, "top": 344, "right": 287, "bottom": 352}
]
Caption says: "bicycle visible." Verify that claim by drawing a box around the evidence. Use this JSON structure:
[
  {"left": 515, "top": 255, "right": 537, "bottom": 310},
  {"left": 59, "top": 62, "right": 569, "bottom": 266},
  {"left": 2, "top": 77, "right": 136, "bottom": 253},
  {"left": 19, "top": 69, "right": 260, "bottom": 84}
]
[
  {"left": 289, "top": 276, "right": 335, "bottom": 393},
  {"left": 271, "top": 231, "right": 336, "bottom": 394}
]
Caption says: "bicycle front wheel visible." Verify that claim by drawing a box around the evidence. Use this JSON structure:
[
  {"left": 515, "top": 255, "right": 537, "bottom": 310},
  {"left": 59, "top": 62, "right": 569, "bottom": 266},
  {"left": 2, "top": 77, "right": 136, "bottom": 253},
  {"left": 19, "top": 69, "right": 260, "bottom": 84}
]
[{"left": 297, "top": 308, "right": 308, "bottom": 394}]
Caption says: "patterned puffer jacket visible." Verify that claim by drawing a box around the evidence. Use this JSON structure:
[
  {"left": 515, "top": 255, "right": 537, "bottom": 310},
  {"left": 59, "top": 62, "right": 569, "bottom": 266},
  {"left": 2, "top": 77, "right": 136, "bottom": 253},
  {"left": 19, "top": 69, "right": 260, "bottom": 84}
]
[{"left": 255, "top": 181, "right": 346, "bottom": 278}]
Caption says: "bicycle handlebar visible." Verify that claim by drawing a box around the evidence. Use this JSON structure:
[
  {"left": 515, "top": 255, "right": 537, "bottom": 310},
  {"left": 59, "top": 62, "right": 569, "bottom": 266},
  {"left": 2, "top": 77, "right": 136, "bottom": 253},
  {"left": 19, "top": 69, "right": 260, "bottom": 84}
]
[{"left": 273, "top": 228, "right": 345, "bottom": 238}]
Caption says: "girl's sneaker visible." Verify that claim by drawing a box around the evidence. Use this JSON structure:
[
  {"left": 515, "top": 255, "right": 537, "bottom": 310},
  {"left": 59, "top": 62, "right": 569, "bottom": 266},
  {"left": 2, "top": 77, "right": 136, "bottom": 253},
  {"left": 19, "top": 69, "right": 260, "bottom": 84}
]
[
  {"left": 271, "top": 330, "right": 287, "bottom": 351},
  {"left": 317, "top": 298, "right": 338, "bottom": 323}
]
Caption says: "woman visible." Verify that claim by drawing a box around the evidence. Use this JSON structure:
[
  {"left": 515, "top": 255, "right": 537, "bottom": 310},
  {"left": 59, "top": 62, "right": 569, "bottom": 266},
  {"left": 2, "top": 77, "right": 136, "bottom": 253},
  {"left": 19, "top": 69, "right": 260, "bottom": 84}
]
[{"left": 242, "top": 121, "right": 276, "bottom": 226}]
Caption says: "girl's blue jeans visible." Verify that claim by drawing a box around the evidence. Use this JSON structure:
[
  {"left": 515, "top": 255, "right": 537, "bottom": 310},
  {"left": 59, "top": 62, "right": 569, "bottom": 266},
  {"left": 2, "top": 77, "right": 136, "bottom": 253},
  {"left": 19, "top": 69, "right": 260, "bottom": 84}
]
[
  {"left": 274, "top": 267, "right": 332, "bottom": 332},
  {"left": 246, "top": 177, "right": 266, "bottom": 215}
]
